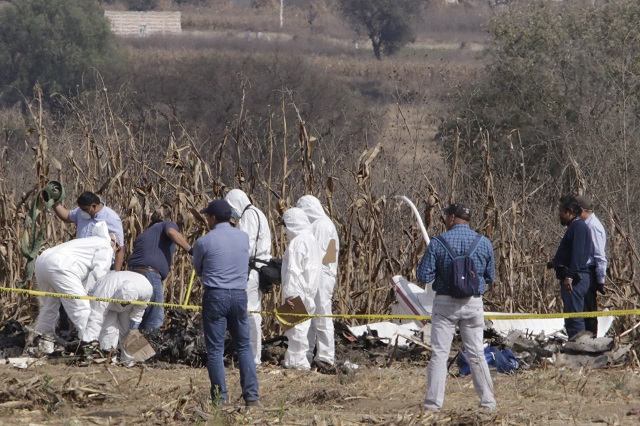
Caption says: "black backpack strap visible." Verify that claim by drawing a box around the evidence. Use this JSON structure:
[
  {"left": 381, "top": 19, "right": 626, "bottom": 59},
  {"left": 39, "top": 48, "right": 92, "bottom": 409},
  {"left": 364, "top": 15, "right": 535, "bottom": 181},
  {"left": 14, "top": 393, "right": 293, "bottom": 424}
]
[
  {"left": 240, "top": 203, "right": 253, "bottom": 218},
  {"left": 435, "top": 234, "right": 483, "bottom": 258},
  {"left": 466, "top": 234, "right": 483, "bottom": 257},
  {"left": 434, "top": 236, "right": 456, "bottom": 259},
  {"left": 245, "top": 205, "right": 261, "bottom": 269}
]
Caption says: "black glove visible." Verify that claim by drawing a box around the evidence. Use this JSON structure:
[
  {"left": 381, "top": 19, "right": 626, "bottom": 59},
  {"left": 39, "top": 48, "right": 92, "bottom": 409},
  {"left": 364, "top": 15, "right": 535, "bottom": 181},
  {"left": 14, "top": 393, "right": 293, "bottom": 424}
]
[
  {"left": 597, "top": 283, "right": 605, "bottom": 295},
  {"left": 188, "top": 247, "right": 194, "bottom": 256},
  {"left": 546, "top": 261, "right": 554, "bottom": 270}
]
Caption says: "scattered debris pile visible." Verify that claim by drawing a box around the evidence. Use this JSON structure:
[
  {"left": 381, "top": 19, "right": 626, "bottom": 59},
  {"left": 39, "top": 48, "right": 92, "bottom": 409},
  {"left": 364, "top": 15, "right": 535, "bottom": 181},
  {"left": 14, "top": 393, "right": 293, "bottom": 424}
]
[
  {"left": 342, "top": 319, "right": 633, "bottom": 374},
  {"left": 0, "top": 319, "right": 27, "bottom": 358},
  {"left": 142, "top": 309, "right": 207, "bottom": 367},
  {"left": 0, "top": 311, "right": 632, "bottom": 373},
  {"left": 504, "top": 329, "right": 630, "bottom": 370}
]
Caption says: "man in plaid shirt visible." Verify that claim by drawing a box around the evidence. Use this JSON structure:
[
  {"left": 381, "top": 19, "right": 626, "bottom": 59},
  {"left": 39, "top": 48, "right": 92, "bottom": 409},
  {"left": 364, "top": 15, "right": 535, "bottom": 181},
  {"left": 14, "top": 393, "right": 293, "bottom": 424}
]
[{"left": 417, "top": 202, "right": 496, "bottom": 412}]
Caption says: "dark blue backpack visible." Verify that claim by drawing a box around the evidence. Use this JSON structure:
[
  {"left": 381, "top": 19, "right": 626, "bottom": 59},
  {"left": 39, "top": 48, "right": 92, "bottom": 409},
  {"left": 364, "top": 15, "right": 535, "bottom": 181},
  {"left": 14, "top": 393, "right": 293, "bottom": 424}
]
[{"left": 435, "top": 234, "right": 483, "bottom": 298}]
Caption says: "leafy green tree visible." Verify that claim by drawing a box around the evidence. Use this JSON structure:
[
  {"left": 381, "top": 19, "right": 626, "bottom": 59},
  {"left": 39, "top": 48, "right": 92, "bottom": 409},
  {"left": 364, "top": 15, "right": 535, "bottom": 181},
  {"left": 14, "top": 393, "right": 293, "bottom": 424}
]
[
  {"left": 0, "top": 0, "right": 120, "bottom": 106},
  {"left": 440, "top": 0, "right": 640, "bottom": 219},
  {"left": 338, "top": 0, "right": 424, "bottom": 60}
]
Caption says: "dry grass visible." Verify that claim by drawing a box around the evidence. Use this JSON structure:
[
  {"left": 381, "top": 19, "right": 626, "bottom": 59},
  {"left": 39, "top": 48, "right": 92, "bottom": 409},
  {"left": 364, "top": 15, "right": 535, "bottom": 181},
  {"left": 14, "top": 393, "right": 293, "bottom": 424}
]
[
  {"left": 1, "top": 362, "right": 640, "bottom": 424},
  {"left": 1, "top": 11, "right": 640, "bottom": 348},
  {"left": 1, "top": 73, "right": 640, "bottom": 345}
]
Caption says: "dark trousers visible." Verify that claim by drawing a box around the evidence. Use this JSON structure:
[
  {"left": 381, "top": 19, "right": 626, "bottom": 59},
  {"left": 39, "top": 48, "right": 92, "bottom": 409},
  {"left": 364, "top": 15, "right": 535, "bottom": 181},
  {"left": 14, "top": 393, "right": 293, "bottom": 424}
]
[
  {"left": 560, "top": 273, "right": 589, "bottom": 338},
  {"left": 59, "top": 306, "right": 70, "bottom": 335},
  {"left": 583, "top": 266, "right": 599, "bottom": 336},
  {"left": 202, "top": 288, "right": 259, "bottom": 404}
]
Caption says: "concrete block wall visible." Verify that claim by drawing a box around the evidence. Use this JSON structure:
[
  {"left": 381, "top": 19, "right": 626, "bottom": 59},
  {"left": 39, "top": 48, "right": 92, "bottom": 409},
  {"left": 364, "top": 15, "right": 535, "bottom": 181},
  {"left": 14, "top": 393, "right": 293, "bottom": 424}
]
[{"left": 104, "top": 11, "right": 182, "bottom": 37}]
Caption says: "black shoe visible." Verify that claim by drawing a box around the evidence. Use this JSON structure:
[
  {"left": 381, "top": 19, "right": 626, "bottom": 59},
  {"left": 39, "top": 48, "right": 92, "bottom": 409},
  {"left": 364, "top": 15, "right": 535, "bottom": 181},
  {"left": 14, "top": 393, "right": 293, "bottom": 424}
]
[{"left": 315, "top": 360, "right": 337, "bottom": 375}]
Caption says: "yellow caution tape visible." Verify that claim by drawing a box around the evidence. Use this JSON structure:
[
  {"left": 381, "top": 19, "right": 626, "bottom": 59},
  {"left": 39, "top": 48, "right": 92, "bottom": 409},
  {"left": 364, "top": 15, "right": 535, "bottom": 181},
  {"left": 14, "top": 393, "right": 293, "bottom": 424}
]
[
  {"left": 252, "top": 309, "right": 635, "bottom": 321},
  {"left": 273, "top": 309, "right": 295, "bottom": 327},
  {"left": 273, "top": 308, "right": 310, "bottom": 327},
  {"left": 0, "top": 286, "right": 201, "bottom": 311},
  {"left": 1, "top": 286, "right": 637, "bottom": 321}
]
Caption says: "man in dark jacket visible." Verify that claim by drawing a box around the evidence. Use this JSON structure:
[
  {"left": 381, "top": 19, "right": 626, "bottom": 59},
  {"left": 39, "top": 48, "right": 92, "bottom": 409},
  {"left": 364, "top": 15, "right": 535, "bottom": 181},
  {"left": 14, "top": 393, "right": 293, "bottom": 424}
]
[
  {"left": 128, "top": 207, "right": 192, "bottom": 330},
  {"left": 552, "top": 195, "right": 591, "bottom": 338}
]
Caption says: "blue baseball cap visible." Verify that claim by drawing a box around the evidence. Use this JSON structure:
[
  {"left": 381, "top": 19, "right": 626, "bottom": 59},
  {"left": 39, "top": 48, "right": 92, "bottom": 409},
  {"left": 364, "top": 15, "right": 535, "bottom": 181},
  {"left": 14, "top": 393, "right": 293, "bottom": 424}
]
[{"left": 200, "top": 199, "right": 232, "bottom": 219}]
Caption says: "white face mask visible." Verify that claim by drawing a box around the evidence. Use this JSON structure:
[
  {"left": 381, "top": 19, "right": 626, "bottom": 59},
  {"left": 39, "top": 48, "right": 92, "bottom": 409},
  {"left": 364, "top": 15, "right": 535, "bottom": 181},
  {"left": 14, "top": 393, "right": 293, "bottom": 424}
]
[
  {"left": 231, "top": 208, "right": 241, "bottom": 219},
  {"left": 80, "top": 211, "right": 92, "bottom": 220},
  {"left": 284, "top": 226, "right": 296, "bottom": 240}
]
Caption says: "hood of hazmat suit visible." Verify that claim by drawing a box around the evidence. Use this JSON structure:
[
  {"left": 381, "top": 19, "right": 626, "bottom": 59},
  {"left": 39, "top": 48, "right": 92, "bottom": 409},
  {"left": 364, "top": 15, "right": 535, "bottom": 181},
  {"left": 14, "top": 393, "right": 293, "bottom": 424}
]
[
  {"left": 281, "top": 208, "right": 322, "bottom": 312},
  {"left": 226, "top": 189, "right": 271, "bottom": 260},
  {"left": 225, "top": 189, "right": 252, "bottom": 219},
  {"left": 296, "top": 195, "right": 340, "bottom": 275},
  {"left": 296, "top": 195, "right": 326, "bottom": 223}
]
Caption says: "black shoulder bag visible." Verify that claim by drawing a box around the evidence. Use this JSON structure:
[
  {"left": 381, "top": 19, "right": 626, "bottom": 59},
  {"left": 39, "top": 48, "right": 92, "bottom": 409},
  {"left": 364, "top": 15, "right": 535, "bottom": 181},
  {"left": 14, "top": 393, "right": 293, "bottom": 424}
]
[{"left": 247, "top": 207, "right": 282, "bottom": 293}]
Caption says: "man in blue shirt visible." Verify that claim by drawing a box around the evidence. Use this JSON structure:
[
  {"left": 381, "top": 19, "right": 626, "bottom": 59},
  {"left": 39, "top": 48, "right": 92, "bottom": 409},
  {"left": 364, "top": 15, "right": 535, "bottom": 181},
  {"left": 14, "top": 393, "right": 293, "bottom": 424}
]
[
  {"left": 53, "top": 191, "right": 125, "bottom": 270},
  {"left": 417, "top": 202, "right": 496, "bottom": 412},
  {"left": 575, "top": 195, "right": 607, "bottom": 336},
  {"left": 551, "top": 195, "right": 591, "bottom": 338},
  {"left": 192, "top": 199, "right": 261, "bottom": 409},
  {"left": 128, "top": 207, "right": 193, "bottom": 331}
]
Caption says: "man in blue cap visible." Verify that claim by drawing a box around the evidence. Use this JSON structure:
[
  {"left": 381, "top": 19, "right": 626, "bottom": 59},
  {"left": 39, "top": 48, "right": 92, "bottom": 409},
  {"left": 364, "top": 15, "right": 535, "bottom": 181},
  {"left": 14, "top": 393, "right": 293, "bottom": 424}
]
[{"left": 192, "top": 199, "right": 261, "bottom": 409}]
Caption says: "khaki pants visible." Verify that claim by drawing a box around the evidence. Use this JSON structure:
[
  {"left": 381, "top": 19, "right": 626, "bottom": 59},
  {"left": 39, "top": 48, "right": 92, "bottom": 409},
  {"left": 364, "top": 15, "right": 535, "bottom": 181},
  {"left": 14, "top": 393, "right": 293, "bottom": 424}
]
[{"left": 424, "top": 295, "right": 496, "bottom": 411}]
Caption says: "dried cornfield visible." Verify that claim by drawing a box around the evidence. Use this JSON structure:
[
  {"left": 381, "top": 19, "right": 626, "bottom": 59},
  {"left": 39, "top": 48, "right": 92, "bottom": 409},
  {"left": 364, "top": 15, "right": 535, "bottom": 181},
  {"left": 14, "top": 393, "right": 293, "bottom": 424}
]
[{"left": 1, "top": 82, "right": 639, "bottom": 342}]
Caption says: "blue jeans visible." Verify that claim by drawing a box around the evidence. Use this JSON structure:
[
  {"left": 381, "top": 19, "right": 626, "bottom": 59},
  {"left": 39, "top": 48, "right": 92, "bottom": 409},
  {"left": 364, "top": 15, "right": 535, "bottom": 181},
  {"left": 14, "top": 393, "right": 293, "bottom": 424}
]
[
  {"left": 583, "top": 267, "right": 599, "bottom": 336},
  {"left": 202, "top": 288, "right": 259, "bottom": 404},
  {"left": 560, "top": 273, "right": 589, "bottom": 338},
  {"left": 133, "top": 269, "right": 164, "bottom": 331}
]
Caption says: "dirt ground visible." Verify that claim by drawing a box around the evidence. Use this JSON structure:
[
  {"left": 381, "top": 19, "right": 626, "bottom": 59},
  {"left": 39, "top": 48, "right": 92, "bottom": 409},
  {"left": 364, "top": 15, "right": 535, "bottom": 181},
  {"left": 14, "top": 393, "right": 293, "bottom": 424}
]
[{"left": 1, "top": 358, "right": 640, "bottom": 426}]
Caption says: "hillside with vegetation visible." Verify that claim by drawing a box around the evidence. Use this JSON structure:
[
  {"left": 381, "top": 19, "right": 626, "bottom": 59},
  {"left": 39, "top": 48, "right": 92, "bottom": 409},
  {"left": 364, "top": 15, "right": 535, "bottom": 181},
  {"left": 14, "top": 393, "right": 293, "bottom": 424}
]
[
  {"left": 3, "top": 1, "right": 640, "bottom": 424},
  {"left": 1, "top": 0, "right": 639, "bottom": 338}
]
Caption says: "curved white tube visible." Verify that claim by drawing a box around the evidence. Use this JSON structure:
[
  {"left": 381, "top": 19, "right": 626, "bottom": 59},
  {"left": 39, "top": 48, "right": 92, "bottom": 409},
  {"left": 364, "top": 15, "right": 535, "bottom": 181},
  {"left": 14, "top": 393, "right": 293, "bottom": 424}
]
[
  {"left": 394, "top": 195, "right": 430, "bottom": 245},
  {"left": 394, "top": 195, "right": 435, "bottom": 313}
]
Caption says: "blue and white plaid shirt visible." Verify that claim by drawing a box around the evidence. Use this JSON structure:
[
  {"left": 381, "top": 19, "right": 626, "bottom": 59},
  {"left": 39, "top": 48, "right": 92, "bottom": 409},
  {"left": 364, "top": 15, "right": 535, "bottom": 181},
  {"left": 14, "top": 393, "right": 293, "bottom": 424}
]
[{"left": 417, "top": 224, "right": 495, "bottom": 295}]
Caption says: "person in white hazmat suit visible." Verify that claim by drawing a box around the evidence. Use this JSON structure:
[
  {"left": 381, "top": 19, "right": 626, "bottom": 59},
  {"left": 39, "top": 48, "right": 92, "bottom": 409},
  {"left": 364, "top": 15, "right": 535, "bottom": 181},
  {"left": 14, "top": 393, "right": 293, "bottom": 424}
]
[
  {"left": 296, "top": 195, "right": 340, "bottom": 370},
  {"left": 34, "top": 221, "right": 115, "bottom": 340},
  {"left": 280, "top": 207, "right": 322, "bottom": 370},
  {"left": 82, "top": 271, "right": 153, "bottom": 355},
  {"left": 225, "top": 189, "right": 272, "bottom": 366}
]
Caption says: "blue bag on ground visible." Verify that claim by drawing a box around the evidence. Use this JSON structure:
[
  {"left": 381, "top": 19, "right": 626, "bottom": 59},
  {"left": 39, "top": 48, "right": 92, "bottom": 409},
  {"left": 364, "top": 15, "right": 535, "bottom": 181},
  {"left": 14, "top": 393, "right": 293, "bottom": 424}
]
[{"left": 456, "top": 347, "right": 520, "bottom": 375}]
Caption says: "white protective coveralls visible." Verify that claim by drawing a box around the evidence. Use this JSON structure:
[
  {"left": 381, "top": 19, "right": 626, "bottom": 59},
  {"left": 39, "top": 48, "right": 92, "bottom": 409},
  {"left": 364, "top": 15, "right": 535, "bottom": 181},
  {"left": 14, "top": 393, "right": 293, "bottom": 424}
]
[
  {"left": 83, "top": 271, "right": 153, "bottom": 351},
  {"left": 225, "top": 189, "right": 272, "bottom": 365},
  {"left": 34, "top": 221, "right": 114, "bottom": 338},
  {"left": 296, "top": 195, "right": 340, "bottom": 365},
  {"left": 281, "top": 207, "right": 322, "bottom": 370}
]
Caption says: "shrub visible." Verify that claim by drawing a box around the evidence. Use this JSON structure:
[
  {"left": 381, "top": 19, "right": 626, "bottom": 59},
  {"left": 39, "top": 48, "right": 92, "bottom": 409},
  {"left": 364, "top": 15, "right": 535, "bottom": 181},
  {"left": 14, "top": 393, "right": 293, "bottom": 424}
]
[
  {"left": 125, "top": 0, "right": 159, "bottom": 11},
  {"left": 0, "top": 0, "right": 121, "bottom": 107}
]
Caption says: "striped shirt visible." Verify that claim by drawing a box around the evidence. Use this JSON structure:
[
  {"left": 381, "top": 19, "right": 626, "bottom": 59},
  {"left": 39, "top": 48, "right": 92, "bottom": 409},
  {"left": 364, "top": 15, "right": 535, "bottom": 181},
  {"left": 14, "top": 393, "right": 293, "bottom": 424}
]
[{"left": 417, "top": 224, "right": 495, "bottom": 295}]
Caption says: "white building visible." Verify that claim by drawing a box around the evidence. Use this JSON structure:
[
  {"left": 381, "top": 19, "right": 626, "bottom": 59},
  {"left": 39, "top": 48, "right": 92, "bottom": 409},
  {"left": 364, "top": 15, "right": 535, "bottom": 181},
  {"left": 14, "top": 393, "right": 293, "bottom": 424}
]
[{"left": 104, "top": 11, "right": 181, "bottom": 37}]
